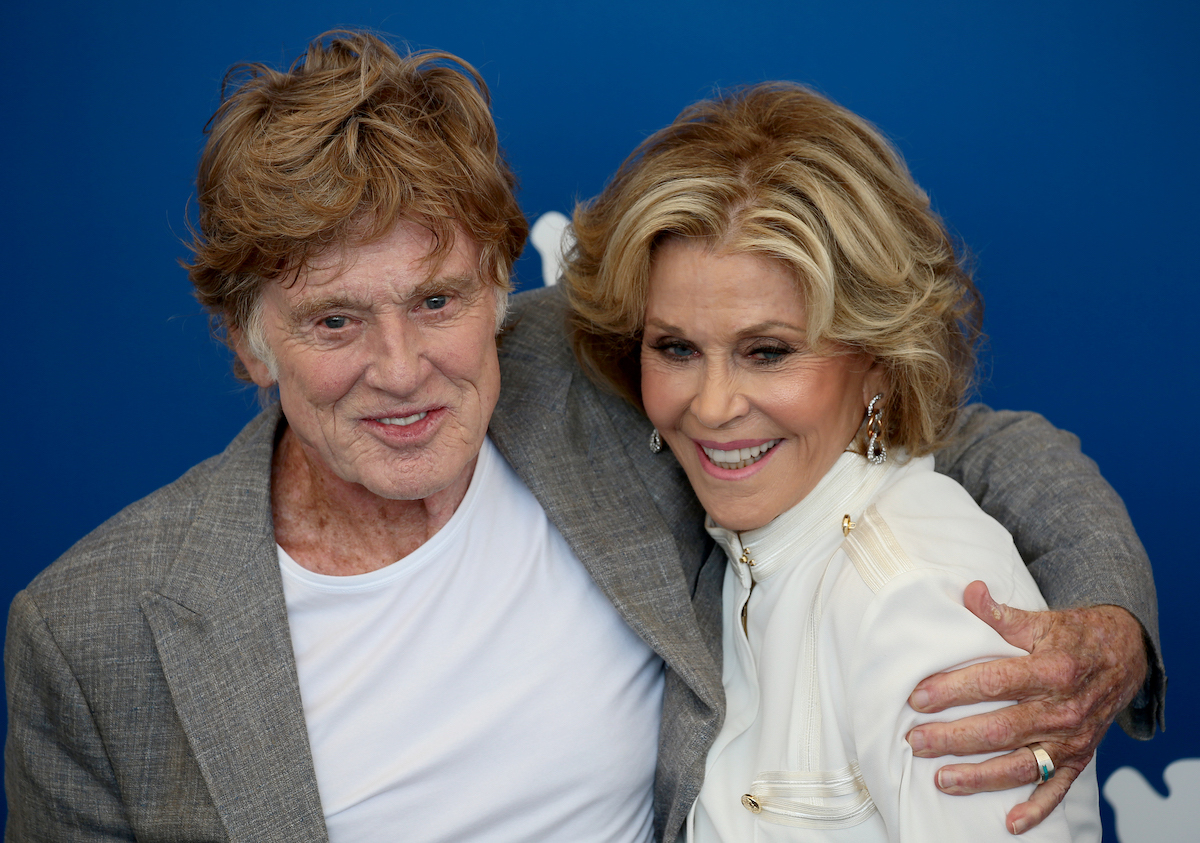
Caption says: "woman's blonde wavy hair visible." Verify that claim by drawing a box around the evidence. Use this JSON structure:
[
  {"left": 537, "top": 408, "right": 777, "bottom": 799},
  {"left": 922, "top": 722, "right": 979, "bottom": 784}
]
[
  {"left": 186, "top": 30, "right": 527, "bottom": 380},
  {"left": 562, "top": 82, "right": 983, "bottom": 456}
]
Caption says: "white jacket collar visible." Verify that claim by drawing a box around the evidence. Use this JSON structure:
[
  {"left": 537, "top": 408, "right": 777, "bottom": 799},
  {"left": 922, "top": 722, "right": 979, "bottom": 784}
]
[{"left": 706, "top": 451, "right": 895, "bottom": 585}]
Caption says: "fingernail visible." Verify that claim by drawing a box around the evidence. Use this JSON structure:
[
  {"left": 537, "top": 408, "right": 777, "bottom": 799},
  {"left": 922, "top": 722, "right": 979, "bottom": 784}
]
[
  {"left": 937, "top": 769, "right": 961, "bottom": 790},
  {"left": 1011, "top": 818, "right": 1027, "bottom": 835},
  {"left": 907, "top": 729, "right": 927, "bottom": 753},
  {"left": 911, "top": 689, "right": 931, "bottom": 710}
]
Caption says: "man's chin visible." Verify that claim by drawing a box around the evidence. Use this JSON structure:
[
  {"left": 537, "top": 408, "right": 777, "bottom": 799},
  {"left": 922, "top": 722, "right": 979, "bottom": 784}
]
[{"left": 356, "top": 456, "right": 480, "bottom": 507}]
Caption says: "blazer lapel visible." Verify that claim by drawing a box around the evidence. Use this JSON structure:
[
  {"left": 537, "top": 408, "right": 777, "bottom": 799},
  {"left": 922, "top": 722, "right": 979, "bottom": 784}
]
[
  {"left": 141, "top": 410, "right": 328, "bottom": 843},
  {"left": 492, "top": 343, "right": 721, "bottom": 711},
  {"left": 494, "top": 288, "right": 727, "bottom": 841}
]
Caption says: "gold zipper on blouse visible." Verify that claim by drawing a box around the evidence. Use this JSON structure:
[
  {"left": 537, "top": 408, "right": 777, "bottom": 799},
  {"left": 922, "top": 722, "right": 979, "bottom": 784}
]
[{"left": 738, "top": 545, "right": 755, "bottom": 635}]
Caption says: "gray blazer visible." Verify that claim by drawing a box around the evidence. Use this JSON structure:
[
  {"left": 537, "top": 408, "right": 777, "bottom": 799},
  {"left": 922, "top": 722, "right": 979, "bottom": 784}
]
[{"left": 5, "top": 285, "right": 1162, "bottom": 841}]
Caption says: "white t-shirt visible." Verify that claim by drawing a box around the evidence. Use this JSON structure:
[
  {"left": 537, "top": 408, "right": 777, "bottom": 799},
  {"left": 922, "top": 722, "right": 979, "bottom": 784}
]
[{"left": 280, "top": 437, "right": 664, "bottom": 842}]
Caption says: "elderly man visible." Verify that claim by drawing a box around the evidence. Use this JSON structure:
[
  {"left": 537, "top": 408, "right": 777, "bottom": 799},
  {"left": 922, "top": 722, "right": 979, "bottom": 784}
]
[{"left": 6, "top": 31, "right": 1162, "bottom": 842}]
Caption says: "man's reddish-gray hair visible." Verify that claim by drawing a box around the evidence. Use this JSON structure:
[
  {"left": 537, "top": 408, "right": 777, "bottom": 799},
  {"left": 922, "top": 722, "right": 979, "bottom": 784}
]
[{"left": 186, "top": 30, "right": 528, "bottom": 379}]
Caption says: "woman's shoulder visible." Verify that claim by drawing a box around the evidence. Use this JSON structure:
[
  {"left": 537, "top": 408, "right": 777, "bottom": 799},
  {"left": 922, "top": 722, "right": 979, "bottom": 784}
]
[{"left": 845, "top": 454, "right": 1045, "bottom": 610}]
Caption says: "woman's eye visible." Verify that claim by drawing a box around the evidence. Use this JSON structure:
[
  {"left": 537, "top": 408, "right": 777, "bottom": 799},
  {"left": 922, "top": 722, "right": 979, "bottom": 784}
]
[
  {"left": 321, "top": 315, "right": 349, "bottom": 329},
  {"left": 750, "top": 345, "right": 789, "bottom": 361},
  {"left": 423, "top": 295, "right": 450, "bottom": 311},
  {"left": 660, "top": 342, "right": 695, "bottom": 359}
]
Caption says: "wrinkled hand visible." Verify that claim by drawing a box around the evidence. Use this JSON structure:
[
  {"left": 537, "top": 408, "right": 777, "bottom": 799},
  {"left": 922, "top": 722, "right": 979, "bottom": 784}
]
[{"left": 904, "top": 581, "right": 1148, "bottom": 835}]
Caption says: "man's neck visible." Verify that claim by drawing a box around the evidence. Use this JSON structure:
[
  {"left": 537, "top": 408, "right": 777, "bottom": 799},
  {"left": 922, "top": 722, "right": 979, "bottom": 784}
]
[{"left": 270, "top": 427, "right": 473, "bottom": 575}]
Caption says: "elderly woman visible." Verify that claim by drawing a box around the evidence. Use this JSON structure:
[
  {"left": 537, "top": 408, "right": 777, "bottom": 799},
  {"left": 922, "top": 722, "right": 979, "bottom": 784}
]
[{"left": 563, "top": 84, "right": 1101, "bottom": 840}]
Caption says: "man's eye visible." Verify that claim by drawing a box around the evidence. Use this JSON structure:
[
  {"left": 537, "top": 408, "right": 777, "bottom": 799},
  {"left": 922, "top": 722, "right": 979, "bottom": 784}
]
[
  {"left": 321, "top": 316, "right": 349, "bottom": 329},
  {"left": 424, "top": 295, "right": 450, "bottom": 310}
]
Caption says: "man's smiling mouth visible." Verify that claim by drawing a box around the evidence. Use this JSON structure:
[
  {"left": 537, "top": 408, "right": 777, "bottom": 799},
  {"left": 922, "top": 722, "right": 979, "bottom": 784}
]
[{"left": 376, "top": 412, "right": 428, "bottom": 426}]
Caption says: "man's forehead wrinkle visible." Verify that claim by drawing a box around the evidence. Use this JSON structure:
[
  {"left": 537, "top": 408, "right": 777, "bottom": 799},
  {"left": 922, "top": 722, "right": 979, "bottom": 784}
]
[{"left": 285, "top": 213, "right": 426, "bottom": 289}]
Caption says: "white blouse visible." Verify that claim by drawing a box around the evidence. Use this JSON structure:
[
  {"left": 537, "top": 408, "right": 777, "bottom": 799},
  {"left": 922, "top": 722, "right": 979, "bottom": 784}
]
[{"left": 688, "top": 451, "right": 1100, "bottom": 842}]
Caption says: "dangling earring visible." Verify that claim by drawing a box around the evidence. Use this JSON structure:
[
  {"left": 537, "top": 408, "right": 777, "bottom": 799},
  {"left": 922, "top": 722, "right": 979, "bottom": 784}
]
[
  {"left": 865, "top": 393, "right": 886, "bottom": 465},
  {"left": 649, "top": 428, "right": 663, "bottom": 454}
]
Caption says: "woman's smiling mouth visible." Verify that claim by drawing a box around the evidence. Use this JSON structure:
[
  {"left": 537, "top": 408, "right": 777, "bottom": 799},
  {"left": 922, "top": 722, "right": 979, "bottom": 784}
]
[{"left": 700, "top": 439, "right": 782, "bottom": 470}]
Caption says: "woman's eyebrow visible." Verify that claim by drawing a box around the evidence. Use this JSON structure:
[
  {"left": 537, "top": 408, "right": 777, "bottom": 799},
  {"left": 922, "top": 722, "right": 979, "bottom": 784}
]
[
  {"left": 735, "top": 320, "right": 806, "bottom": 336},
  {"left": 643, "top": 317, "right": 806, "bottom": 335}
]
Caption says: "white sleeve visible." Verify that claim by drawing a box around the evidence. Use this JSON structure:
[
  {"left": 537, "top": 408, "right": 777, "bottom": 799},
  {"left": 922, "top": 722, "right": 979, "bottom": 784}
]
[{"left": 843, "top": 563, "right": 1098, "bottom": 841}]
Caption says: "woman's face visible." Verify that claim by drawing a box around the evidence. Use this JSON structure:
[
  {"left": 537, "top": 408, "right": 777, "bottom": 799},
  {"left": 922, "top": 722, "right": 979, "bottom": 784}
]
[{"left": 640, "top": 239, "right": 883, "bottom": 532}]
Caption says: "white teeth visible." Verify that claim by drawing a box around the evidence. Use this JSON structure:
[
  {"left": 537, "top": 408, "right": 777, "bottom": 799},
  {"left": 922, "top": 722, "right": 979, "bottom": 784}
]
[
  {"left": 702, "top": 439, "right": 781, "bottom": 470},
  {"left": 377, "top": 412, "right": 427, "bottom": 426}
]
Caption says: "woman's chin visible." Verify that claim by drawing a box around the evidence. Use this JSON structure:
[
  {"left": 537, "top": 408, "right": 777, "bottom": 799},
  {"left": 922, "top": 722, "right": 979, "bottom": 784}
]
[{"left": 702, "top": 500, "right": 780, "bottom": 533}]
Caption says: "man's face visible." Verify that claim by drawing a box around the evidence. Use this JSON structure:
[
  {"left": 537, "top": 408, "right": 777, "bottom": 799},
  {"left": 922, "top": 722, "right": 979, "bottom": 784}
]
[{"left": 237, "top": 220, "right": 502, "bottom": 504}]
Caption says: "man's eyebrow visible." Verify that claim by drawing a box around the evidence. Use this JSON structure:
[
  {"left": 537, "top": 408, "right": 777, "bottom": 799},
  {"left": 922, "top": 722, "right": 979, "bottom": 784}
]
[
  {"left": 283, "top": 273, "right": 485, "bottom": 326},
  {"left": 408, "top": 273, "right": 485, "bottom": 302},
  {"left": 285, "top": 295, "right": 368, "bottom": 326}
]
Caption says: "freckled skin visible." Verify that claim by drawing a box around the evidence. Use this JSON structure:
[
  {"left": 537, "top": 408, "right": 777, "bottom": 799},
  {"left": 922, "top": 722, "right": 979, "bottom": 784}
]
[
  {"left": 640, "top": 240, "right": 884, "bottom": 532},
  {"left": 910, "top": 582, "right": 1148, "bottom": 834},
  {"left": 235, "top": 221, "right": 501, "bottom": 574}
]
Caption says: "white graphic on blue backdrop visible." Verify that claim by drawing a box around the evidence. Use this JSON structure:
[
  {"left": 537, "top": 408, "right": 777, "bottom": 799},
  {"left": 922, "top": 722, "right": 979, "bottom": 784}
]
[
  {"left": 530, "top": 211, "right": 572, "bottom": 286},
  {"left": 1105, "top": 759, "right": 1200, "bottom": 842}
]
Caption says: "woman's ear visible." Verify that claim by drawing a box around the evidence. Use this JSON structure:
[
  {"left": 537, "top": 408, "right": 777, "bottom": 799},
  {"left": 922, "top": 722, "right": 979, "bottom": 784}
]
[{"left": 861, "top": 358, "right": 888, "bottom": 407}]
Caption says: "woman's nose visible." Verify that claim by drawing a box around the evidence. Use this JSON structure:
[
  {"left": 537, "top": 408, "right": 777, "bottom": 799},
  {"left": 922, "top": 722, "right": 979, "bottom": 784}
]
[{"left": 690, "top": 365, "right": 750, "bottom": 429}]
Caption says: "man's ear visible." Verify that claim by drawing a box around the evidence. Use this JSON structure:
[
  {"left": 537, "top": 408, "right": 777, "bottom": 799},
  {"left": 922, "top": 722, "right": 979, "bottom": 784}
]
[{"left": 229, "top": 325, "right": 276, "bottom": 388}]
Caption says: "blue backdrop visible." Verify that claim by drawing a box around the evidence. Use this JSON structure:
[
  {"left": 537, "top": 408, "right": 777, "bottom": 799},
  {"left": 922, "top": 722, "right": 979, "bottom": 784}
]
[{"left": 4, "top": 1, "right": 1196, "bottom": 838}]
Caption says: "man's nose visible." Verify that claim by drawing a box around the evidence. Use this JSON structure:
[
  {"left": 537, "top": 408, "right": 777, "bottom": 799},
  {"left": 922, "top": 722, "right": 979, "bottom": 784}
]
[
  {"left": 364, "top": 318, "right": 425, "bottom": 393},
  {"left": 690, "top": 364, "right": 750, "bottom": 429}
]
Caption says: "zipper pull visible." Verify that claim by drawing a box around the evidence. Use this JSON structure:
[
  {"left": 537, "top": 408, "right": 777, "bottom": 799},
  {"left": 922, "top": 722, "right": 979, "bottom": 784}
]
[{"left": 739, "top": 545, "right": 755, "bottom": 635}]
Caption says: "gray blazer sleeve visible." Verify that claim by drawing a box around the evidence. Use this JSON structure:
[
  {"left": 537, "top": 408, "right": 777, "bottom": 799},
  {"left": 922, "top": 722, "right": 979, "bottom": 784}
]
[
  {"left": 5, "top": 590, "right": 134, "bottom": 841},
  {"left": 934, "top": 403, "right": 1165, "bottom": 738}
]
